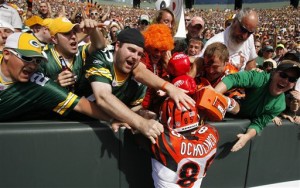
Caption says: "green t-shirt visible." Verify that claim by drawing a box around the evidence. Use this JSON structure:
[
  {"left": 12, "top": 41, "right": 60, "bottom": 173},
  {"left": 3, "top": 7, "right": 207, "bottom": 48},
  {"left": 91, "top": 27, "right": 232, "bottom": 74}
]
[
  {"left": 77, "top": 49, "right": 146, "bottom": 107},
  {"left": 222, "top": 70, "right": 286, "bottom": 134},
  {"left": 0, "top": 72, "right": 80, "bottom": 121},
  {"left": 39, "top": 44, "right": 89, "bottom": 92}
]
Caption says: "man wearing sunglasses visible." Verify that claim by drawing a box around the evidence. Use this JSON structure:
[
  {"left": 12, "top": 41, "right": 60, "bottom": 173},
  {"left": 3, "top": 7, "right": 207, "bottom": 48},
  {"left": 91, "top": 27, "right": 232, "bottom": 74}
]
[
  {"left": 0, "top": 32, "right": 115, "bottom": 123},
  {"left": 196, "top": 8, "right": 258, "bottom": 71},
  {"left": 214, "top": 60, "right": 300, "bottom": 152}
]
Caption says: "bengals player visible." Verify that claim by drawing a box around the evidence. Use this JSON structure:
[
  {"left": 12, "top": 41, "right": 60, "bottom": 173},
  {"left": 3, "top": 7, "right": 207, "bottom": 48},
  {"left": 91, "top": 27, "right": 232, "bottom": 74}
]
[{"left": 150, "top": 98, "right": 219, "bottom": 188}]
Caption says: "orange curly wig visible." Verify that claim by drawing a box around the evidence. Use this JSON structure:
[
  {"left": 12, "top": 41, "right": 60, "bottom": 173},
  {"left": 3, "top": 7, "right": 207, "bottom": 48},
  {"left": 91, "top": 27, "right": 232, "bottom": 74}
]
[{"left": 142, "top": 24, "right": 174, "bottom": 51}]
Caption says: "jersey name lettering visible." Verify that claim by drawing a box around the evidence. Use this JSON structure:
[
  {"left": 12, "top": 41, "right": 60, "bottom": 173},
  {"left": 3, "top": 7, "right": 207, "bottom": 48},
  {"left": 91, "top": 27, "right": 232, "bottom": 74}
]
[{"left": 180, "top": 133, "right": 217, "bottom": 157}]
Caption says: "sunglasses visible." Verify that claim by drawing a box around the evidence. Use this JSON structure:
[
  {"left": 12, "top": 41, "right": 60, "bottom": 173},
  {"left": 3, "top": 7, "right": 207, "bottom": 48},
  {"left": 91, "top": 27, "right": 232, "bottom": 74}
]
[
  {"left": 8, "top": 49, "right": 44, "bottom": 65},
  {"left": 237, "top": 20, "right": 254, "bottom": 35},
  {"left": 90, "top": 12, "right": 98, "bottom": 16},
  {"left": 278, "top": 71, "right": 298, "bottom": 83}
]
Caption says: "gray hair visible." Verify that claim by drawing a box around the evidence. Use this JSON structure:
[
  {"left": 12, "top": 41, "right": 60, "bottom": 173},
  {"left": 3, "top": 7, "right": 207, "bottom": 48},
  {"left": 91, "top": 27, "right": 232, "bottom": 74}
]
[{"left": 234, "top": 8, "right": 259, "bottom": 23}]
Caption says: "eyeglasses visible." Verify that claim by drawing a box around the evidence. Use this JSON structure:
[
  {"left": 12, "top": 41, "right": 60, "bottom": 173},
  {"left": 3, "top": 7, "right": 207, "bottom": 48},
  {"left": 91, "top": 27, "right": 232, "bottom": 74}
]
[
  {"left": 90, "top": 12, "right": 98, "bottom": 16},
  {"left": 237, "top": 20, "right": 254, "bottom": 35},
  {"left": 8, "top": 49, "right": 44, "bottom": 65},
  {"left": 278, "top": 71, "right": 298, "bottom": 83}
]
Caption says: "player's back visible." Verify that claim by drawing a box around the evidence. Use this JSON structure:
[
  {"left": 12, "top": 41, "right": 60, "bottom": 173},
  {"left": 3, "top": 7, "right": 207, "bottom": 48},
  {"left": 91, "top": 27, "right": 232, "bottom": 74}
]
[{"left": 151, "top": 124, "right": 219, "bottom": 188}]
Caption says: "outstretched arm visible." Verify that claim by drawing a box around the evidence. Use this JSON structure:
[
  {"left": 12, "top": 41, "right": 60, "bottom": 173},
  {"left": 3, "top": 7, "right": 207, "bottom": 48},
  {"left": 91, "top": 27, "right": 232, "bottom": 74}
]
[
  {"left": 91, "top": 81, "right": 164, "bottom": 144},
  {"left": 133, "top": 63, "right": 195, "bottom": 110},
  {"left": 231, "top": 128, "right": 256, "bottom": 152}
]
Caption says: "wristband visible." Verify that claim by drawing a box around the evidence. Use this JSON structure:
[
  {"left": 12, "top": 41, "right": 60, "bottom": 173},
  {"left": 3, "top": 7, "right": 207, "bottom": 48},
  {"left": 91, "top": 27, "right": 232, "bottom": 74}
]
[
  {"left": 226, "top": 97, "right": 237, "bottom": 112},
  {"left": 161, "top": 81, "right": 169, "bottom": 91}
]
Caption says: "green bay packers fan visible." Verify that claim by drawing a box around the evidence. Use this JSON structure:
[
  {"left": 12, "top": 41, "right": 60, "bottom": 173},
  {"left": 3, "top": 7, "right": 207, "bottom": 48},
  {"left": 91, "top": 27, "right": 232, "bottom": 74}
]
[{"left": 0, "top": 32, "right": 112, "bottom": 122}]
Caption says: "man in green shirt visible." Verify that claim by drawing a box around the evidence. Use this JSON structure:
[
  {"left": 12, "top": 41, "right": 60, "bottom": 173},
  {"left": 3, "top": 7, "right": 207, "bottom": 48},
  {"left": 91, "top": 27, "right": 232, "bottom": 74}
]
[
  {"left": 214, "top": 60, "right": 300, "bottom": 152},
  {"left": 0, "top": 32, "right": 111, "bottom": 122},
  {"left": 39, "top": 17, "right": 105, "bottom": 92}
]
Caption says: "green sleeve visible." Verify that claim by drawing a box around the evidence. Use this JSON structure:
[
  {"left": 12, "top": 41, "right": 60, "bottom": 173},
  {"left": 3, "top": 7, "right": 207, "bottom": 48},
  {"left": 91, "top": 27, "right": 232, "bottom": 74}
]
[
  {"left": 248, "top": 113, "right": 276, "bottom": 134},
  {"left": 222, "top": 71, "right": 270, "bottom": 90},
  {"left": 248, "top": 97, "right": 285, "bottom": 134},
  {"left": 84, "top": 51, "right": 113, "bottom": 85}
]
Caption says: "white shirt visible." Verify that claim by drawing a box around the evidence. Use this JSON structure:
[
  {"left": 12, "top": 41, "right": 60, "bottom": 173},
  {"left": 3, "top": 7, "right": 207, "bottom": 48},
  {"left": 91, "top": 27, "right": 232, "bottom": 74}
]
[
  {"left": 0, "top": 3, "right": 23, "bottom": 29},
  {"left": 199, "top": 26, "right": 257, "bottom": 71}
]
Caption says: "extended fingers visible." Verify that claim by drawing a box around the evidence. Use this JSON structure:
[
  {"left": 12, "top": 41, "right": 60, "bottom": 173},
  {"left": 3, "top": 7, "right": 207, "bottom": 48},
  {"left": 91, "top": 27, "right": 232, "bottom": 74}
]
[{"left": 231, "top": 142, "right": 244, "bottom": 152}]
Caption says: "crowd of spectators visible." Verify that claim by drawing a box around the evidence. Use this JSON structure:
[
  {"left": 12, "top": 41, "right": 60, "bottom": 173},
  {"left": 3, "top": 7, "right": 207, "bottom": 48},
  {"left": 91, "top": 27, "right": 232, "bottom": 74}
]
[
  {"left": 1, "top": 0, "right": 300, "bottom": 186},
  {"left": 3, "top": 0, "right": 299, "bottom": 52}
]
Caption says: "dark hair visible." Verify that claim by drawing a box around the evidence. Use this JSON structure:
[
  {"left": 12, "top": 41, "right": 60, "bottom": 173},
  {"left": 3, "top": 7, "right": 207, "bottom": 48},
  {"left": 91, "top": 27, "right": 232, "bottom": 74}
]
[{"left": 263, "top": 61, "right": 274, "bottom": 69}]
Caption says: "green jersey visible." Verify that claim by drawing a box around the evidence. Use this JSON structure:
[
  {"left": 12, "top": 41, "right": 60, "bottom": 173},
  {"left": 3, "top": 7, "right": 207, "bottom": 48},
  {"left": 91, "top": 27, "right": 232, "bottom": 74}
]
[
  {"left": 0, "top": 71, "right": 80, "bottom": 121},
  {"left": 222, "top": 70, "right": 286, "bottom": 134},
  {"left": 39, "top": 44, "right": 89, "bottom": 92},
  {"left": 77, "top": 50, "right": 146, "bottom": 107}
]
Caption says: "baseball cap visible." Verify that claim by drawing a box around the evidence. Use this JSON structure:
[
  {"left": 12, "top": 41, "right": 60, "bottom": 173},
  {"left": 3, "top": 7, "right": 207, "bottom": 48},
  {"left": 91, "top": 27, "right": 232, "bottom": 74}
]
[
  {"left": 0, "top": 19, "right": 14, "bottom": 32},
  {"left": 189, "top": 16, "right": 204, "bottom": 28},
  {"left": 263, "top": 45, "right": 274, "bottom": 52},
  {"left": 140, "top": 14, "right": 150, "bottom": 23},
  {"left": 4, "top": 32, "right": 47, "bottom": 60},
  {"left": 24, "top": 15, "right": 44, "bottom": 27},
  {"left": 277, "top": 60, "right": 300, "bottom": 77},
  {"left": 48, "top": 17, "right": 79, "bottom": 36},
  {"left": 117, "top": 28, "right": 144, "bottom": 48},
  {"left": 276, "top": 44, "right": 285, "bottom": 49},
  {"left": 42, "top": 18, "right": 54, "bottom": 28}
]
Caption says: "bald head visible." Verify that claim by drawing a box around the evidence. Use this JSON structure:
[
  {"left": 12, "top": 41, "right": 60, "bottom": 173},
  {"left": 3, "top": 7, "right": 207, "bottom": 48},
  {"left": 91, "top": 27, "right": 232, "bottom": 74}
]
[
  {"left": 230, "top": 8, "right": 259, "bottom": 44},
  {"left": 236, "top": 8, "right": 259, "bottom": 30}
]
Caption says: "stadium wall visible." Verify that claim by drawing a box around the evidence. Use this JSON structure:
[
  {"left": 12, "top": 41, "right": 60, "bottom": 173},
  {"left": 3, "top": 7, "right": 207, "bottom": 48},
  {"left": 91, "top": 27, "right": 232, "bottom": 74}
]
[{"left": 0, "top": 119, "right": 299, "bottom": 187}]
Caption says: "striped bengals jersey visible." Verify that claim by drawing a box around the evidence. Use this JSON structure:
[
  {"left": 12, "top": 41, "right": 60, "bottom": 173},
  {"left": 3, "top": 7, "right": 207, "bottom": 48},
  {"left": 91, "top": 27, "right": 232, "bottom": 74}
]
[{"left": 151, "top": 124, "right": 219, "bottom": 188}]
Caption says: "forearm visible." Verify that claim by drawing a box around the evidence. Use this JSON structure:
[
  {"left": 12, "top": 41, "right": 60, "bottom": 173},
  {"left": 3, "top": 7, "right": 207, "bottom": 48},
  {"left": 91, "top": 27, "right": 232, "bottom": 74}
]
[
  {"left": 74, "top": 97, "right": 111, "bottom": 121},
  {"left": 133, "top": 63, "right": 168, "bottom": 91},
  {"left": 245, "top": 128, "right": 257, "bottom": 139},
  {"left": 214, "top": 81, "right": 228, "bottom": 94},
  {"left": 88, "top": 27, "right": 105, "bottom": 52},
  {"left": 94, "top": 92, "right": 144, "bottom": 130}
]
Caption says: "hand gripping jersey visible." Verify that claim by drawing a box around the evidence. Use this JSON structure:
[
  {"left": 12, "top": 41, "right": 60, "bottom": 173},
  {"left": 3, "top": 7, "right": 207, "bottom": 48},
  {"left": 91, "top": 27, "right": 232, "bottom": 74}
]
[{"left": 151, "top": 124, "right": 219, "bottom": 188}]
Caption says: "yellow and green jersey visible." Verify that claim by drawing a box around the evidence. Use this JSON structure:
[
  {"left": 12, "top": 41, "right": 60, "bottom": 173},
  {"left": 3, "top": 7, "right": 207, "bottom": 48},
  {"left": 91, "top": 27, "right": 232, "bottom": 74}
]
[
  {"left": 0, "top": 71, "right": 80, "bottom": 121},
  {"left": 39, "top": 44, "right": 89, "bottom": 92},
  {"left": 77, "top": 49, "right": 146, "bottom": 107}
]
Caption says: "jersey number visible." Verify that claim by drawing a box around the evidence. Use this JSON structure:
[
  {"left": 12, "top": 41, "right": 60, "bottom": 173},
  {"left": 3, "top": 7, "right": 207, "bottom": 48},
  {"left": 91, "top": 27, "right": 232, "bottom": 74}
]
[
  {"left": 177, "top": 161, "right": 199, "bottom": 187},
  {"left": 176, "top": 154, "right": 216, "bottom": 187},
  {"left": 30, "top": 73, "right": 49, "bottom": 86}
]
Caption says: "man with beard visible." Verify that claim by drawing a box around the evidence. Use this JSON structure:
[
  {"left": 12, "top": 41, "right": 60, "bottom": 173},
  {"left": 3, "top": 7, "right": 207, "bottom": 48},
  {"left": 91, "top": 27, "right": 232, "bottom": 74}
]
[
  {"left": 198, "top": 8, "right": 258, "bottom": 71},
  {"left": 79, "top": 28, "right": 195, "bottom": 144},
  {"left": 39, "top": 17, "right": 105, "bottom": 93},
  {"left": 214, "top": 60, "right": 300, "bottom": 152}
]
